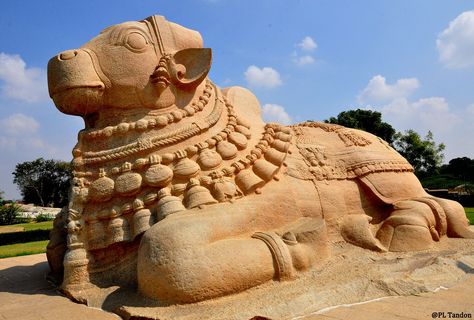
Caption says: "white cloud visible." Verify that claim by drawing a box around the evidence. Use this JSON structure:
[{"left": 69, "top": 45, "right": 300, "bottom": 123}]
[
  {"left": 244, "top": 65, "right": 282, "bottom": 89},
  {"left": 294, "top": 55, "right": 315, "bottom": 66},
  {"left": 437, "top": 11, "right": 474, "bottom": 69},
  {"left": 380, "top": 97, "right": 470, "bottom": 161},
  {"left": 0, "top": 113, "right": 39, "bottom": 135},
  {"left": 467, "top": 104, "right": 474, "bottom": 117},
  {"left": 0, "top": 113, "right": 56, "bottom": 153},
  {"left": 261, "top": 104, "right": 292, "bottom": 125},
  {"left": 412, "top": 97, "right": 449, "bottom": 112},
  {"left": 355, "top": 75, "right": 473, "bottom": 160},
  {"left": 382, "top": 97, "right": 460, "bottom": 133},
  {"left": 298, "top": 36, "right": 318, "bottom": 51},
  {"left": 357, "top": 75, "right": 419, "bottom": 104},
  {"left": 293, "top": 37, "right": 318, "bottom": 66},
  {"left": 0, "top": 52, "right": 48, "bottom": 103}
]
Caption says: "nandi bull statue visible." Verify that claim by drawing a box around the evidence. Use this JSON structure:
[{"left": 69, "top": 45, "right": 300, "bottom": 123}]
[{"left": 46, "top": 14, "right": 473, "bottom": 308}]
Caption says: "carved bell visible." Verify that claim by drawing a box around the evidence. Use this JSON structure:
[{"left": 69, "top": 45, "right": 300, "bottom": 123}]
[
  {"left": 115, "top": 172, "right": 142, "bottom": 196},
  {"left": 211, "top": 176, "right": 239, "bottom": 202},
  {"left": 216, "top": 140, "right": 238, "bottom": 159},
  {"left": 171, "top": 183, "right": 187, "bottom": 196},
  {"left": 107, "top": 216, "right": 131, "bottom": 245},
  {"left": 264, "top": 148, "right": 287, "bottom": 166},
  {"left": 197, "top": 143, "right": 222, "bottom": 170},
  {"left": 89, "top": 177, "right": 114, "bottom": 202},
  {"left": 173, "top": 154, "right": 200, "bottom": 181},
  {"left": 228, "top": 131, "right": 248, "bottom": 150},
  {"left": 253, "top": 159, "right": 280, "bottom": 182},
  {"left": 157, "top": 188, "right": 186, "bottom": 219},
  {"left": 274, "top": 131, "right": 292, "bottom": 142},
  {"left": 184, "top": 178, "right": 218, "bottom": 209},
  {"left": 235, "top": 125, "right": 251, "bottom": 139},
  {"left": 235, "top": 168, "right": 265, "bottom": 195},
  {"left": 132, "top": 208, "right": 152, "bottom": 239},
  {"left": 271, "top": 139, "right": 290, "bottom": 152},
  {"left": 144, "top": 163, "right": 173, "bottom": 187}
]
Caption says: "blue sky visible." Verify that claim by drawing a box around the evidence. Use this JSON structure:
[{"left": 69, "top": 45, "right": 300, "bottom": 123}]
[{"left": 1, "top": 0, "right": 474, "bottom": 199}]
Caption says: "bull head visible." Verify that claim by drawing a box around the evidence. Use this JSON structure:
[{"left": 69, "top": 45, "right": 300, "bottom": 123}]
[{"left": 47, "top": 15, "right": 212, "bottom": 118}]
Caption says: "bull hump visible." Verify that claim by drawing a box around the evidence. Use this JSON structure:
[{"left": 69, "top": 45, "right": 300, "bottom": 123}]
[{"left": 287, "top": 122, "right": 413, "bottom": 182}]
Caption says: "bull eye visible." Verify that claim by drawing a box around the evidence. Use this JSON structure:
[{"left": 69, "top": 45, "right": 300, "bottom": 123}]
[{"left": 125, "top": 32, "right": 148, "bottom": 52}]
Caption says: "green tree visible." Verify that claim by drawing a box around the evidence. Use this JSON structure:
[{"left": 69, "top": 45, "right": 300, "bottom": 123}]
[
  {"left": 393, "top": 130, "right": 445, "bottom": 177},
  {"left": 422, "top": 157, "right": 474, "bottom": 190},
  {"left": 440, "top": 157, "right": 474, "bottom": 182},
  {"left": 325, "top": 109, "right": 396, "bottom": 144},
  {"left": 12, "top": 158, "right": 72, "bottom": 207}
]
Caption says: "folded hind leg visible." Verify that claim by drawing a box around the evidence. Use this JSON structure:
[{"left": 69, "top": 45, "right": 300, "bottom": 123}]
[{"left": 376, "top": 199, "right": 441, "bottom": 252}]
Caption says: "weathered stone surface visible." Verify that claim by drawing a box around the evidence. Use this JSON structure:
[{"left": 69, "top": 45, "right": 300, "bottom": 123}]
[
  {"left": 46, "top": 13, "right": 474, "bottom": 318},
  {"left": 2, "top": 250, "right": 474, "bottom": 320},
  {"left": 117, "top": 239, "right": 474, "bottom": 319},
  {"left": 0, "top": 254, "right": 120, "bottom": 320}
]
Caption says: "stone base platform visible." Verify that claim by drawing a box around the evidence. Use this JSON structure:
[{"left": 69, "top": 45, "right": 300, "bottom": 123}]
[
  {"left": 0, "top": 254, "right": 119, "bottom": 320},
  {"left": 1, "top": 240, "right": 474, "bottom": 320}
]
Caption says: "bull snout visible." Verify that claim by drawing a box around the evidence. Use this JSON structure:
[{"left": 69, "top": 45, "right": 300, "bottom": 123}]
[
  {"left": 48, "top": 48, "right": 105, "bottom": 96},
  {"left": 48, "top": 48, "right": 106, "bottom": 116}
]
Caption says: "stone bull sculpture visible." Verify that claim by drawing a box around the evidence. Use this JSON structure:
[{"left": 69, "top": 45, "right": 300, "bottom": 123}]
[{"left": 46, "top": 15, "right": 474, "bottom": 304}]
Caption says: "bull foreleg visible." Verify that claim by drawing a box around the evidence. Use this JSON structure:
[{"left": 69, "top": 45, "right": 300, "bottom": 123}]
[{"left": 137, "top": 209, "right": 329, "bottom": 303}]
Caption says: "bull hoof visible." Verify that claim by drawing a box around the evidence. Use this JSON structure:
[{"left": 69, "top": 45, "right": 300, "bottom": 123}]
[
  {"left": 429, "top": 197, "right": 474, "bottom": 239},
  {"left": 341, "top": 214, "right": 387, "bottom": 252}
]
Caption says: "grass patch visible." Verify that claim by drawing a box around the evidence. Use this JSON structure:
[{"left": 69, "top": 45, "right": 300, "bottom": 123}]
[
  {"left": 0, "top": 220, "right": 53, "bottom": 233},
  {"left": 465, "top": 207, "right": 474, "bottom": 225},
  {"left": 20, "top": 220, "right": 53, "bottom": 231},
  {"left": 0, "top": 240, "right": 48, "bottom": 259}
]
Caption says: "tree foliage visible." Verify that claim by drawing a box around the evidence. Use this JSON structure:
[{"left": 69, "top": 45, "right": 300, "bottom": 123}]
[
  {"left": 12, "top": 158, "right": 72, "bottom": 207},
  {"left": 422, "top": 157, "right": 474, "bottom": 190},
  {"left": 325, "top": 109, "right": 396, "bottom": 144},
  {"left": 393, "top": 130, "right": 445, "bottom": 177},
  {"left": 440, "top": 157, "right": 474, "bottom": 182}
]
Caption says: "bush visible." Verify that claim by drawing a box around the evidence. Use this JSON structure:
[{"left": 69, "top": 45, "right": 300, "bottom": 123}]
[
  {"left": 0, "top": 229, "right": 51, "bottom": 245},
  {"left": 35, "top": 213, "right": 55, "bottom": 222},
  {"left": 0, "top": 203, "right": 21, "bottom": 225}
]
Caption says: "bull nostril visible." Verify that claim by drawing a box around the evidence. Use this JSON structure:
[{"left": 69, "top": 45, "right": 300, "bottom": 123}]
[{"left": 59, "top": 50, "right": 78, "bottom": 61}]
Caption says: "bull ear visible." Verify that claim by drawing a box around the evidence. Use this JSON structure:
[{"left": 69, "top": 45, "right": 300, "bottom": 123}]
[{"left": 168, "top": 48, "right": 212, "bottom": 90}]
